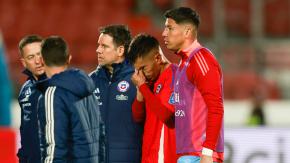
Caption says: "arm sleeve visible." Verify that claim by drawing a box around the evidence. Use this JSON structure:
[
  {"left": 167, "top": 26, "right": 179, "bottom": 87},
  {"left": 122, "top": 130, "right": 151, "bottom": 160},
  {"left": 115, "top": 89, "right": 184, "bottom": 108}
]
[
  {"left": 44, "top": 87, "right": 69, "bottom": 162},
  {"left": 139, "top": 83, "right": 174, "bottom": 127},
  {"left": 187, "top": 49, "right": 224, "bottom": 150},
  {"left": 37, "top": 95, "right": 47, "bottom": 162},
  {"left": 132, "top": 98, "right": 145, "bottom": 122},
  {"left": 17, "top": 101, "right": 27, "bottom": 162}
]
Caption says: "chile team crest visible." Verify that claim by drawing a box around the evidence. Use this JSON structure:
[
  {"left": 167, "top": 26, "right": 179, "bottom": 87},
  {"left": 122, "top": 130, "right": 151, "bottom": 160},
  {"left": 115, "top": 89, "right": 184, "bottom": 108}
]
[{"left": 117, "top": 80, "right": 130, "bottom": 92}]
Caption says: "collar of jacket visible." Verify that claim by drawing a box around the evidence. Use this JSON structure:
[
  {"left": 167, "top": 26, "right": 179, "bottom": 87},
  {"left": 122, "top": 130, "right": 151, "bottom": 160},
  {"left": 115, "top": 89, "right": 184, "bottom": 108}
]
[
  {"left": 97, "top": 60, "right": 133, "bottom": 81},
  {"left": 22, "top": 69, "right": 36, "bottom": 81},
  {"left": 22, "top": 68, "right": 47, "bottom": 85}
]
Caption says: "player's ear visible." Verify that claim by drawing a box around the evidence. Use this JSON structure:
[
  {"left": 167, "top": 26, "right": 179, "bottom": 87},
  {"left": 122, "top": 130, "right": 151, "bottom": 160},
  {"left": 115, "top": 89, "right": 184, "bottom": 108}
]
[
  {"left": 67, "top": 55, "right": 72, "bottom": 64},
  {"left": 20, "top": 58, "right": 26, "bottom": 68},
  {"left": 117, "top": 45, "right": 125, "bottom": 57},
  {"left": 154, "top": 53, "right": 162, "bottom": 64},
  {"left": 183, "top": 24, "right": 195, "bottom": 38}
]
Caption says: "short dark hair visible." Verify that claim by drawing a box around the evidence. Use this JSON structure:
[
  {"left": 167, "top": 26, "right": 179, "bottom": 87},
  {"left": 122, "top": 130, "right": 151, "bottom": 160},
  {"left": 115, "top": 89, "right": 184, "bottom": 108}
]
[
  {"left": 99, "top": 24, "right": 131, "bottom": 57},
  {"left": 18, "top": 35, "right": 43, "bottom": 56},
  {"left": 41, "top": 36, "right": 69, "bottom": 66},
  {"left": 127, "top": 34, "right": 159, "bottom": 64},
  {"left": 164, "top": 7, "right": 200, "bottom": 28}
]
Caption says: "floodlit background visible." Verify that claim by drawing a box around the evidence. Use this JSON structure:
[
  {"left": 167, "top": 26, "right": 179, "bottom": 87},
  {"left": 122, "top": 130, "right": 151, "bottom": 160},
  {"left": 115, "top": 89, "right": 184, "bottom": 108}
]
[{"left": 1, "top": 0, "right": 290, "bottom": 162}]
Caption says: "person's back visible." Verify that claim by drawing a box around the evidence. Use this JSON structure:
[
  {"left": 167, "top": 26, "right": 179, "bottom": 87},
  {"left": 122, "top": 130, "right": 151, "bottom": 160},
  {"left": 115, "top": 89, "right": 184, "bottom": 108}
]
[
  {"left": 37, "top": 36, "right": 101, "bottom": 163},
  {"left": 37, "top": 68, "right": 100, "bottom": 163}
]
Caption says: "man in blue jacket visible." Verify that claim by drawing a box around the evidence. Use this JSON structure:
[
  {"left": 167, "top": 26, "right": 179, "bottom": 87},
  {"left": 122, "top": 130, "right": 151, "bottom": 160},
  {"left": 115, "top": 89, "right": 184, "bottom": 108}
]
[
  {"left": 17, "top": 35, "right": 45, "bottom": 163},
  {"left": 37, "top": 36, "right": 101, "bottom": 162},
  {"left": 90, "top": 25, "right": 143, "bottom": 163}
]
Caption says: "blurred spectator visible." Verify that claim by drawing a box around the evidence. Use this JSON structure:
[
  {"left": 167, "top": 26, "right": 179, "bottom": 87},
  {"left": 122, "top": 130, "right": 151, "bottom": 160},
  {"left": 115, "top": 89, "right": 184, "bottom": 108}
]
[
  {"left": 247, "top": 95, "right": 266, "bottom": 126},
  {"left": 0, "top": 31, "right": 12, "bottom": 126}
]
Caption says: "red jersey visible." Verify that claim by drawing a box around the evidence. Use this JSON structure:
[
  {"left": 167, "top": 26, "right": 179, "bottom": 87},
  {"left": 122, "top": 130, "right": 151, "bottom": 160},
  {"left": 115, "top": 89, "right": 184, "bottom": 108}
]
[{"left": 132, "top": 64, "right": 177, "bottom": 163}]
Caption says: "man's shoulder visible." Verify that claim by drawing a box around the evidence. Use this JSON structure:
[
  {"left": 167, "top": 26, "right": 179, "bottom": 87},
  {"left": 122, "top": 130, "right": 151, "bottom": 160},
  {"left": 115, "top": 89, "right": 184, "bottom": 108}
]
[
  {"left": 43, "top": 86, "right": 64, "bottom": 99},
  {"left": 189, "top": 48, "right": 219, "bottom": 67},
  {"left": 197, "top": 48, "right": 217, "bottom": 61},
  {"left": 18, "top": 79, "right": 35, "bottom": 98},
  {"left": 158, "top": 64, "right": 176, "bottom": 81},
  {"left": 89, "top": 66, "right": 104, "bottom": 79},
  {"left": 75, "top": 93, "right": 99, "bottom": 109},
  {"left": 43, "top": 86, "right": 74, "bottom": 108},
  {"left": 46, "top": 85, "right": 70, "bottom": 95},
  {"left": 20, "top": 79, "right": 33, "bottom": 90}
]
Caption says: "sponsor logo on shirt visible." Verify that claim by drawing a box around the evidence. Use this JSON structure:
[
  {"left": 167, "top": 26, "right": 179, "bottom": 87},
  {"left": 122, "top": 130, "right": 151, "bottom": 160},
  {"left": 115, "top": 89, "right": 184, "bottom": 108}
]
[
  {"left": 20, "top": 96, "right": 29, "bottom": 102},
  {"left": 175, "top": 109, "right": 185, "bottom": 117},
  {"left": 93, "top": 88, "right": 102, "bottom": 105},
  {"left": 116, "top": 94, "right": 128, "bottom": 101},
  {"left": 95, "top": 95, "right": 101, "bottom": 100},
  {"left": 94, "top": 88, "right": 100, "bottom": 94},
  {"left": 22, "top": 103, "right": 32, "bottom": 121},
  {"left": 22, "top": 103, "right": 31, "bottom": 107},
  {"left": 117, "top": 81, "right": 130, "bottom": 92},
  {"left": 155, "top": 84, "right": 162, "bottom": 94},
  {"left": 174, "top": 92, "right": 180, "bottom": 103}
]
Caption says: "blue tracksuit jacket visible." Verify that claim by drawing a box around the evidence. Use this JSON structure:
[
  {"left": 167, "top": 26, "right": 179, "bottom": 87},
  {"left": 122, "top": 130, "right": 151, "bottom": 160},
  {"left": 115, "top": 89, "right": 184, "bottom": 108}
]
[
  {"left": 17, "top": 69, "right": 44, "bottom": 163},
  {"left": 37, "top": 68, "right": 102, "bottom": 163},
  {"left": 90, "top": 61, "right": 143, "bottom": 163}
]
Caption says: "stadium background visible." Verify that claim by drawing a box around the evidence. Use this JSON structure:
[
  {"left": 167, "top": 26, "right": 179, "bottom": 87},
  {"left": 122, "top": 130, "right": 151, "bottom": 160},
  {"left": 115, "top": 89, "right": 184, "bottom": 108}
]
[{"left": 1, "top": 0, "right": 290, "bottom": 162}]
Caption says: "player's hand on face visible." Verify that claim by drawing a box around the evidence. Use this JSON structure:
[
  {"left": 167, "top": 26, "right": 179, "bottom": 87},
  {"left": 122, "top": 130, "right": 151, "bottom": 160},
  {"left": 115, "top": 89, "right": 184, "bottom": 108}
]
[{"left": 131, "top": 69, "right": 146, "bottom": 87}]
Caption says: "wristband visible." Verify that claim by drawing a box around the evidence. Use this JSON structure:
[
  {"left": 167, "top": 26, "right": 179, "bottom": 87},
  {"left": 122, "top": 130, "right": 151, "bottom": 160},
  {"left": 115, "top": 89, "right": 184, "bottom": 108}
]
[{"left": 202, "top": 147, "right": 213, "bottom": 157}]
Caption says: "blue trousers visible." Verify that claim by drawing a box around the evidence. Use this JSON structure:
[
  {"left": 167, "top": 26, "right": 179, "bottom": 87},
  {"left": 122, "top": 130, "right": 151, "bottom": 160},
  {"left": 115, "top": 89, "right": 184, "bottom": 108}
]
[{"left": 177, "top": 156, "right": 219, "bottom": 163}]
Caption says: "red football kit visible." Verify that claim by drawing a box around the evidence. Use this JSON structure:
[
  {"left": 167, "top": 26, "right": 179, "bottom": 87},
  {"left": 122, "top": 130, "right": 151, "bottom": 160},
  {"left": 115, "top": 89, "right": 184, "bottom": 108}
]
[
  {"left": 175, "top": 40, "right": 224, "bottom": 162},
  {"left": 132, "top": 64, "right": 177, "bottom": 163}
]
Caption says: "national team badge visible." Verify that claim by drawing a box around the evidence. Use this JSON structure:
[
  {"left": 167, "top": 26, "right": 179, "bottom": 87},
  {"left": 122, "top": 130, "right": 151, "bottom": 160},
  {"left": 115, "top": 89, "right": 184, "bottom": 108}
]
[
  {"left": 155, "top": 84, "right": 162, "bottom": 94},
  {"left": 168, "top": 92, "right": 175, "bottom": 104},
  {"left": 117, "top": 80, "right": 130, "bottom": 92}
]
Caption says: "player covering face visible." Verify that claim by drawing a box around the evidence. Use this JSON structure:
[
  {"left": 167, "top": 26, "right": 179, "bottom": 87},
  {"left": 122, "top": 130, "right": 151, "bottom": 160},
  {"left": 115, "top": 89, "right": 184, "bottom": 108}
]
[{"left": 127, "top": 34, "right": 178, "bottom": 163}]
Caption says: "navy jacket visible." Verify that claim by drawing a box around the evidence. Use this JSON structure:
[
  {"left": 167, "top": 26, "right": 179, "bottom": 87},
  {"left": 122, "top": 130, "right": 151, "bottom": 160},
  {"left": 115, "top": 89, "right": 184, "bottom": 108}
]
[
  {"left": 17, "top": 69, "right": 44, "bottom": 163},
  {"left": 37, "top": 68, "right": 101, "bottom": 163},
  {"left": 90, "top": 61, "right": 143, "bottom": 163}
]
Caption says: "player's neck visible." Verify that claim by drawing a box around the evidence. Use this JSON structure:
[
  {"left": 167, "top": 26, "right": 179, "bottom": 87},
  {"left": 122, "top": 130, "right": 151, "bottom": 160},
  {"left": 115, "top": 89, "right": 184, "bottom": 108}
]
[
  {"left": 106, "top": 57, "right": 125, "bottom": 74},
  {"left": 45, "top": 65, "right": 67, "bottom": 78},
  {"left": 160, "top": 62, "right": 170, "bottom": 74},
  {"left": 32, "top": 74, "right": 39, "bottom": 81},
  {"left": 177, "top": 38, "right": 196, "bottom": 55}
]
